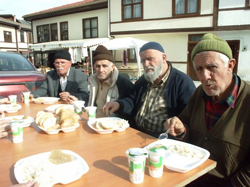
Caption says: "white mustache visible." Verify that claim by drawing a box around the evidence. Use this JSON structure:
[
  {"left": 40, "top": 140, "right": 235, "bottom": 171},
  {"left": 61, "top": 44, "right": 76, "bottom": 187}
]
[
  {"left": 145, "top": 66, "right": 154, "bottom": 72},
  {"left": 205, "top": 80, "right": 214, "bottom": 85},
  {"left": 57, "top": 67, "right": 64, "bottom": 70}
]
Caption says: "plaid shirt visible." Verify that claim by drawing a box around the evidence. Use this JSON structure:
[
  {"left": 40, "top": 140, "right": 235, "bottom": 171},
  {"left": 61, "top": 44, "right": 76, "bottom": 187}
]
[
  {"left": 135, "top": 65, "right": 171, "bottom": 134},
  {"left": 204, "top": 74, "right": 239, "bottom": 132}
]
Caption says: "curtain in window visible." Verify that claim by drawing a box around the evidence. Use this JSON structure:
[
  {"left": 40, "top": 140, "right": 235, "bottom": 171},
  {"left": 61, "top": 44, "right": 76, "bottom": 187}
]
[
  {"left": 133, "top": 4, "right": 141, "bottom": 18},
  {"left": 124, "top": 6, "right": 132, "bottom": 19},
  {"left": 188, "top": 0, "right": 198, "bottom": 13},
  {"left": 175, "top": 0, "right": 185, "bottom": 14}
]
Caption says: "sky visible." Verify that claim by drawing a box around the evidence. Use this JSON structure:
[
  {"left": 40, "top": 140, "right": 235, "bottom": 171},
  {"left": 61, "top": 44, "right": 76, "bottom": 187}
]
[{"left": 0, "top": 0, "right": 82, "bottom": 19}]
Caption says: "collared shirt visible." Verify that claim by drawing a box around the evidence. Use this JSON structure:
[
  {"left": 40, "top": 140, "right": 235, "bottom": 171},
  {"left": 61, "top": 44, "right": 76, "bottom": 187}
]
[
  {"left": 95, "top": 75, "right": 113, "bottom": 117},
  {"left": 59, "top": 69, "right": 70, "bottom": 92},
  {"left": 135, "top": 65, "right": 171, "bottom": 134},
  {"left": 204, "top": 74, "right": 239, "bottom": 131}
]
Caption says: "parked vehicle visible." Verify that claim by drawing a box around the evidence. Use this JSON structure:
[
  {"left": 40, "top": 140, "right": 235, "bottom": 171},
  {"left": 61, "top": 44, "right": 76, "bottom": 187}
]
[{"left": 0, "top": 51, "right": 46, "bottom": 102}]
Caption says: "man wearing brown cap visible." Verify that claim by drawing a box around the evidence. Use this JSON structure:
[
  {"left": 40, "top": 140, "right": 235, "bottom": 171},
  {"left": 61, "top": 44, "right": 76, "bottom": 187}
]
[
  {"left": 165, "top": 33, "right": 250, "bottom": 186},
  {"left": 28, "top": 49, "right": 89, "bottom": 103},
  {"left": 68, "top": 45, "right": 133, "bottom": 118},
  {"left": 102, "top": 41, "right": 196, "bottom": 138}
]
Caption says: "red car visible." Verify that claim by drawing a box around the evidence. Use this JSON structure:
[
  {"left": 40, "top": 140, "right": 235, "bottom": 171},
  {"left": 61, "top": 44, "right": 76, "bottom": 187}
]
[{"left": 0, "top": 52, "right": 46, "bottom": 102}]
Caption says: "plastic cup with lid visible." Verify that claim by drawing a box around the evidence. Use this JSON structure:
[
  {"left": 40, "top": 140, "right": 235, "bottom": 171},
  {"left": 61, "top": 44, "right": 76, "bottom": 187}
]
[
  {"left": 22, "top": 92, "right": 30, "bottom": 104},
  {"left": 8, "top": 95, "right": 17, "bottom": 104},
  {"left": 126, "top": 148, "right": 147, "bottom": 184},
  {"left": 85, "top": 106, "right": 97, "bottom": 123},
  {"left": 72, "top": 101, "right": 85, "bottom": 119},
  {"left": 10, "top": 121, "right": 24, "bottom": 143}
]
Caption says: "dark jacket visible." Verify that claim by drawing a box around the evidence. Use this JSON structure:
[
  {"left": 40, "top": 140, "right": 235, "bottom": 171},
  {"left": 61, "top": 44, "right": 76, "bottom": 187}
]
[
  {"left": 32, "top": 67, "right": 89, "bottom": 103},
  {"left": 116, "top": 61, "right": 196, "bottom": 133}
]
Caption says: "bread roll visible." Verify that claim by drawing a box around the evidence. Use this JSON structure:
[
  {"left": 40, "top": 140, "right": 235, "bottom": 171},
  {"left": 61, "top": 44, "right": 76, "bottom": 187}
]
[
  {"left": 55, "top": 105, "right": 73, "bottom": 115},
  {"left": 42, "top": 116, "right": 57, "bottom": 130}
]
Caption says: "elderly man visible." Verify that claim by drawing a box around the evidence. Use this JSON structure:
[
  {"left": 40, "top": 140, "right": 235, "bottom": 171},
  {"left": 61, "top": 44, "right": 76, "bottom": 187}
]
[
  {"left": 68, "top": 45, "right": 133, "bottom": 118},
  {"left": 165, "top": 33, "right": 250, "bottom": 186},
  {"left": 29, "top": 49, "right": 89, "bottom": 103},
  {"left": 102, "top": 42, "right": 196, "bottom": 137}
]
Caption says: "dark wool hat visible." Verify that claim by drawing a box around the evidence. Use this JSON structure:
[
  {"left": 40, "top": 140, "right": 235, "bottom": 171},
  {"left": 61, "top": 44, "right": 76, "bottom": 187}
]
[
  {"left": 93, "top": 45, "right": 115, "bottom": 64},
  {"left": 191, "top": 33, "right": 233, "bottom": 61},
  {"left": 139, "top": 41, "right": 165, "bottom": 53},
  {"left": 54, "top": 49, "right": 71, "bottom": 61}
]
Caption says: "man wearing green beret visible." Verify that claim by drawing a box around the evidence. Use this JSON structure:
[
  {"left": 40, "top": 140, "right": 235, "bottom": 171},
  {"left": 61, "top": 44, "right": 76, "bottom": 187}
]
[{"left": 165, "top": 33, "right": 250, "bottom": 186}]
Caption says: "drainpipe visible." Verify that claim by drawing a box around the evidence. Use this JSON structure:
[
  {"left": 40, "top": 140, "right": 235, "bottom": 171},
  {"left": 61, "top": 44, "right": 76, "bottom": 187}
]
[{"left": 14, "top": 15, "right": 19, "bottom": 53}]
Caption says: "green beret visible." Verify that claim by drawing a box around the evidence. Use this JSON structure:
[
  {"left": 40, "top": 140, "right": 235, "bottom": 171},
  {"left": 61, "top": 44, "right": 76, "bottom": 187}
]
[{"left": 191, "top": 33, "right": 232, "bottom": 61}]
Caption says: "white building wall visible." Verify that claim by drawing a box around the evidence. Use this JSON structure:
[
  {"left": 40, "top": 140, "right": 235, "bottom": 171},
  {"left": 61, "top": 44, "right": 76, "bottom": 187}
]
[
  {"left": 218, "top": 10, "right": 250, "bottom": 26},
  {"left": 143, "top": 0, "right": 172, "bottom": 19},
  {"left": 200, "top": 0, "right": 214, "bottom": 15},
  {"left": 32, "top": 9, "right": 108, "bottom": 43},
  {"left": 219, "top": 0, "right": 245, "bottom": 9}
]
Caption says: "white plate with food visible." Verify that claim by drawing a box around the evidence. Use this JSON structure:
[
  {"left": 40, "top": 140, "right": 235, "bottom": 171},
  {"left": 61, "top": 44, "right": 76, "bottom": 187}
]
[
  {"left": 145, "top": 139, "right": 210, "bottom": 173},
  {"left": 1, "top": 115, "right": 34, "bottom": 128},
  {"left": 45, "top": 104, "right": 74, "bottom": 113},
  {"left": 33, "top": 97, "right": 60, "bottom": 104},
  {"left": 0, "top": 104, "right": 22, "bottom": 113},
  {"left": 87, "top": 117, "right": 130, "bottom": 134},
  {"left": 14, "top": 149, "right": 89, "bottom": 187},
  {"left": 38, "top": 123, "right": 80, "bottom": 134}
]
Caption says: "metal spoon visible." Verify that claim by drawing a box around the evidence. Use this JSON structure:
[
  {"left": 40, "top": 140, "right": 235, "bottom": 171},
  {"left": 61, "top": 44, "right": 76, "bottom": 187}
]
[{"left": 158, "top": 127, "right": 171, "bottom": 140}]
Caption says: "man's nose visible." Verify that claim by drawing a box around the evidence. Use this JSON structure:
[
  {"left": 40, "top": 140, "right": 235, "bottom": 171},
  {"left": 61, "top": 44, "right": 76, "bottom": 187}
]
[{"left": 201, "top": 69, "right": 211, "bottom": 81}]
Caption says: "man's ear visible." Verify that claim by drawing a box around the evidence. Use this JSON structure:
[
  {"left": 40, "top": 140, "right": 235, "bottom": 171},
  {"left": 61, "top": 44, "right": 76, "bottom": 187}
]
[
  {"left": 162, "top": 53, "right": 167, "bottom": 62},
  {"left": 228, "top": 58, "right": 236, "bottom": 73}
]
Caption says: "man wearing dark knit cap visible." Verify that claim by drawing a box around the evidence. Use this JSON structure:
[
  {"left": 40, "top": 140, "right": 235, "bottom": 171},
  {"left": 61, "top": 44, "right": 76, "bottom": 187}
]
[
  {"left": 102, "top": 41, "right": 196, "bottom": 137},
  {"left": 68, "top": 45, "right": 133, "bottom": 118},
  {"left": 28, "top": 49, "right": 89, "bottom": 103},
  {"left": 165, "top": 33, "right": 250, "bottom": 187}
]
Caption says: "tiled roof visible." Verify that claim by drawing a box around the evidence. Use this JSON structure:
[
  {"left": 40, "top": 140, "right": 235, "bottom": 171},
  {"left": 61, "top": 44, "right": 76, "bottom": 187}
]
[{"left": 23, "top": 0, "right": 101, "bottom": 17}]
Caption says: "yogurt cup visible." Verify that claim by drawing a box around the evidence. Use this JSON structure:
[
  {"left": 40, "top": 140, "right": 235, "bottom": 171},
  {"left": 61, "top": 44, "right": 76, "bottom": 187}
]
[
  {"left": 8, "top": 95, "right": 17, "bottom": 104},
  {"left": 126, "top": 148, "right": 147, "bottom": 184},
  {"left": 147, "top": 144, "right": 167, "bottom": 178},
  {"left": 85, "top": 106, "right": 97, "bottom": 123},
  {"left": 72, "top": 101, "right": 85, "bottom": 119},
  {"left": 10, "top": 121, "right": 24, "bottom": 143},
  {"left": 22, "top": 92, "right": 30, "bottom": 104}
]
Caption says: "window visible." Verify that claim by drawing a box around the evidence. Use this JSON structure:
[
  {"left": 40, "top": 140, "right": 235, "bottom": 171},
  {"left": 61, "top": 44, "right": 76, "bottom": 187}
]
[
  {"left": 20, "top": 31, "right": 24, "bottom": 42},
  {"left": 28, "top": 32, "right": 33, "bottom": 44},
  {"left": 4, "top": 31, "right": 12, "bottom": 42},
  {"left": 83, "top": 18, "right": 98, "bottom": 38},
  {"left": 50, "top": 23, "right": 58, "bottom": 41},
  {"left": 127, "top": 49, "right": 136, "bottom": 62},
  {"left": 60, "top": 22, "right": 68, "bottom": 40},
  {"left": 246, "top": 0, "right": 250, "bottom": 8},
  {"left": 37, "top": 25, "right": 50, "bottom": 43},
  {"left": 173, "top": 0, "right": 200, "bottom": 16},
  {"left": 122, "top": 0, "right": 142, "bottom": 21}
]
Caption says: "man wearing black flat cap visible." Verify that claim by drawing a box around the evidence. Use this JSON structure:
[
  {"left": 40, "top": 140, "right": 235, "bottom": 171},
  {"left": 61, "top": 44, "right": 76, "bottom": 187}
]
[
  {"left": 102, "top": 41, "right": 196, "bottom": 138},
  {"left": 28, "top": 49, "right": 89, "bottom": 103}
]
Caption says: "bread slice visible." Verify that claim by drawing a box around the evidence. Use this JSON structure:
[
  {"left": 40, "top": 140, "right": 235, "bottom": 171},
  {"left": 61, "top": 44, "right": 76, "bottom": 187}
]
[
  {"left": 100, "top": 119, "right": 115, "bottom": 130},
  {"left": 55, "top": 105, "right": 74, "bottom": 115},
  {"left": 42, "top": 116, "right": 57, "bottom": 130}
]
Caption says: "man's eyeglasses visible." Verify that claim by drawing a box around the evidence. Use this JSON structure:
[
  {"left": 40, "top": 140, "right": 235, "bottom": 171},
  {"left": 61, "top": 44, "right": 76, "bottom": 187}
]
[{"left": 54, "top": 61, "right": 68, "bottom": 66}]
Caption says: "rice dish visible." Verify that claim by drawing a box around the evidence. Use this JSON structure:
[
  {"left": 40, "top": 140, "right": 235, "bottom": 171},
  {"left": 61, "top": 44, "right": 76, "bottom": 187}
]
[
  {"left": 168, "top": 144, "right": 204, "bottom": 159},
  {"left": 16, "top": 157, "right": 54, "bottom": 187}
]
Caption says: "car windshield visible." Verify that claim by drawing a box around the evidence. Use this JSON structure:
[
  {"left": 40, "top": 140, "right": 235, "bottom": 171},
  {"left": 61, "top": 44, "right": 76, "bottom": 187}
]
[{"left": 0, "top": 52, "right": 35, "bottom": 71}]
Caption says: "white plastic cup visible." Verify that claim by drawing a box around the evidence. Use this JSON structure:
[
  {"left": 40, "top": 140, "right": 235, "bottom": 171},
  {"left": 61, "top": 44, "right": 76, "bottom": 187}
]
[
  {"left": 147, "top": 145, "right": 167, "bottom": 178},
  {"left": 22, "top": 92, "right": 30, "bottom": 104},
  {"left": 10, "top": 122, "right": 23, "bottom": 143},
  {"left": 126, "top": 148, "right": 147, "bottom": 184},
  {"left": 72, "top": 101, "right": 85, "bottom": 119},
  {"left": 8, "top": 95, "right": 17, "bottom": 104},
  {"left": 85, "top": 106, "right": 97, "bottom": 123}
]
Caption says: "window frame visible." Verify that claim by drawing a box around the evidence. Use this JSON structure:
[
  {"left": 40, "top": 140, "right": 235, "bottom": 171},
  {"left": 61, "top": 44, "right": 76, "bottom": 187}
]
[
  {"left": 172, "top": 0, "right": 200, "bottom": 17},
  {"left": 127, "top": 48, "right": 136, "bottom": 62},
  {"left": 28, "top": 32, "right": 33, "bottom": 44},
  {"left": 82, "top": 17, "right": 98, "bottom": 39},
  {"left": 4, "top": 31, "right": 12, "bottom": 43},
  {"left": 50, "top": 23, "right": 58, "bottom": 41},
  {"left": 20, "top": 30, "right": 24, "bottom": 43},
  {"left": 122, "top": 0, "right": 143, "bottom": 22},
  {"left": 60, "top": 21, "right": 68, "bottom": 41},
  {"left": 37, "top": 24, "right": 50, "bottom": 43}
]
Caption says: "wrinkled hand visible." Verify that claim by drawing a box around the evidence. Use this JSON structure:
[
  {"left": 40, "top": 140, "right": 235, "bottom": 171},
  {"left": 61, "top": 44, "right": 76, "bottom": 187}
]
[
  {"left": 59, "top": 92, "right": 70, "bottom": 101},
  {"left": 164, "top": 116, "right": 185, "bottom": 137},
  {"left": 9, "top": 181, "right": 39, "bottom": 187},
  {"left": 67, "top": 95, "right": 78, "bottom": 104},
  {"left": 0, "top": 119, "right": 11, "bottom": 139},
  {"left": 102, "top": 102, "right": 120, "bottom": 116},
  {"left": 0, "top": 98, "right": 10, "bottom": 104}
]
